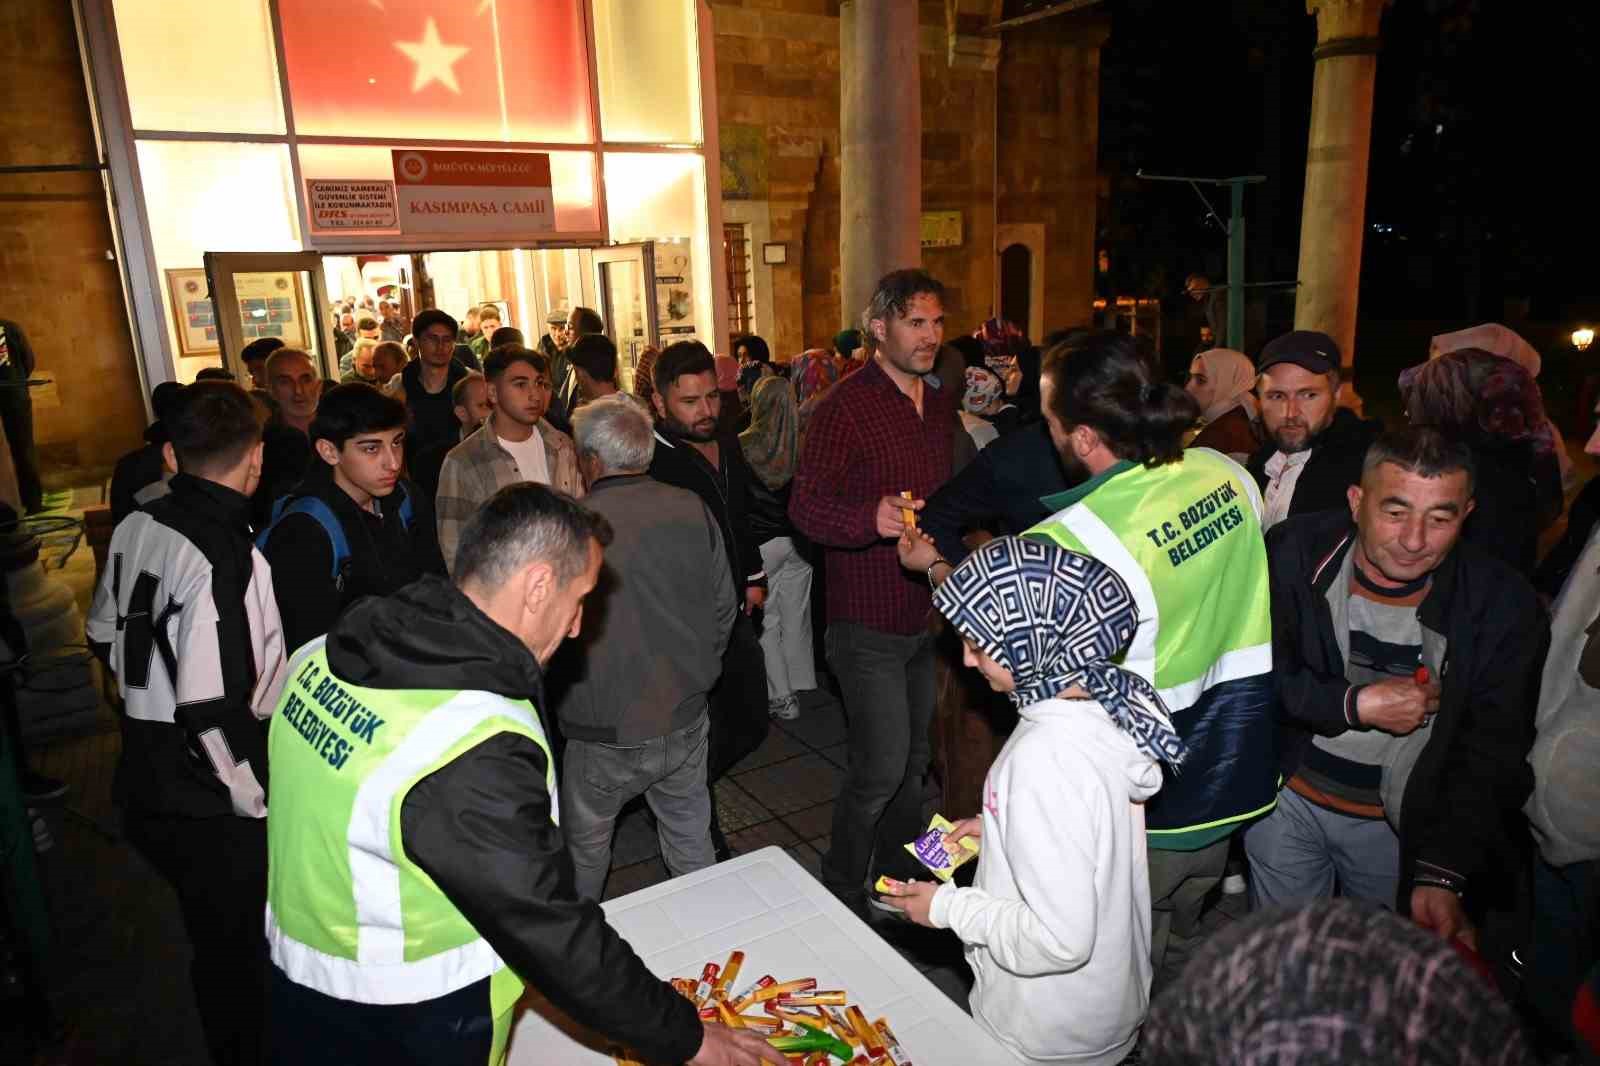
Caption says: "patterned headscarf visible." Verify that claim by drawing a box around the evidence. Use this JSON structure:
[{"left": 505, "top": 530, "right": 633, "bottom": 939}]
[
  {"left": 1143, "top": 901, "right": 1531, "bottom": 1066},
  {"left": 932, "top": 536, "right": 1185, "bottom": 766},
  {"left": 1430, "top": 322, "right": 1541, "bottom": 378},
  {"left": 975, "top": 318, "right": 1029, "bottom": 366},
  {"left": 1399, "top": 348, "right": 1555, "bottom": 460},
  {"left": 791, "top": 348, "right": 839, "bottom": 407},
  {"left": 738, "top": 376, "right": 799, "bottom": 490},
  {"left": 963, "top": 365, "right": 1004, "bottom": 415}
]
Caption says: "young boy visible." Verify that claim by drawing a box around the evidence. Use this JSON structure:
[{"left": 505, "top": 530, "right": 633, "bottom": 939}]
[
  {"left": 881, "top": 536, "right": 1183, "bottom": 1066},
  {"left": 87, "top": 381, "right": 289, "bottom": 1066},
  {"left": 258, "top": 383, "right": 444, "bottom": 653}
]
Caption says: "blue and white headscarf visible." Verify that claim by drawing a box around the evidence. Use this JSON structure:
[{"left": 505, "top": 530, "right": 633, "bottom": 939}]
[{"left": 932, "top": 536, "right": 1187, "bottom": 768}]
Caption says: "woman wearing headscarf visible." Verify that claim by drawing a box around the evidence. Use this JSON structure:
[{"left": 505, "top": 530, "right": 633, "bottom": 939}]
[
  {"left": 1142, "top": 900, "right": 1532, "bottom": 1066},
  {"left": 1400, "top": 347, "right": 1562, "bottom": 575},
  {"left": 1184, "top": 347, "right": 1261, "bottom": 462},
  {"left": 880, "top": 536, "right": 1182, "bottom": 1066},
  {"left": 1431, "top": 322, "right": 1574, "bottom": 492},
  {"left": 790, "top": 347, "right": 840, "bottom": 438},
  {"left": 739, "top": 376, "right": 815, "bottom": 721}
]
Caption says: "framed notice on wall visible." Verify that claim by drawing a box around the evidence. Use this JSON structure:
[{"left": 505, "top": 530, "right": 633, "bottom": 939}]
[
  {"left": 165, "top": 268, "right": 220, "bottom": 356},
  {"left": 234, "top": 272, "right": 311, "bottom": 348}
]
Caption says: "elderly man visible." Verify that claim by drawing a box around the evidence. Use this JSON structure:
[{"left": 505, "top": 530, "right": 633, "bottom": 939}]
[
  {"left": 556, "top": 395, "right": 736, "bottom": 900},
  {"left": 1247, "top": 427, "right": 1545, "bottom": 949},
  {"left": 264, "top": 484, "right": 772, "bottom": 1066}
]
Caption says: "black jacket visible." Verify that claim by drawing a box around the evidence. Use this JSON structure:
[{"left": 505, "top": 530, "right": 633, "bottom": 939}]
[
  {"left": 260, "top": 466, "right": 445, "bottom": 654},
  {"left": 109, "top": 428, "right": 167, "bottom": 526},
  {"left": 1266, "top": 509, "right": 1547, "bottom": 908},
  {"left": 746, "top": 475, "right": 793, "bottom": 545},
  {"left": 87, "top": 475, "right": 282, "bottom": 819},
  {"left": 647, "top": 426, "right": 766, "bottom": 592},
  {"left": 326, "top": 578, "right": 702, "bottom": 1066},
  {"left": 922, "top": 421, "right": 1072, "bottom": 565},
  {"left": 1246, "top": 408, "right": 1383, "bottom": 521},
  {"left": 253, "top": 421, "right": 313, "bottom": 529}
]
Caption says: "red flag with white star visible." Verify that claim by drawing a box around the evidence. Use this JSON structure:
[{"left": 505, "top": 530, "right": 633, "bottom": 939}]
[{"left": 276, "top": 0, "right": 592, "bottom": 143}]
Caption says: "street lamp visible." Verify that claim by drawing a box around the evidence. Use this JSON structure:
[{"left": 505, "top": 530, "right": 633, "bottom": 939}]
[{"left": 1575, "top": 327, "right": 1595, "bottom": 352}]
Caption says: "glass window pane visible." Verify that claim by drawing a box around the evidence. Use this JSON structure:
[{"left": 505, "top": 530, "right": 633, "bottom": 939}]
[
  {"left": 604, "top": 152, "right": 712, "bottom": 344},
  {"left": 593, "top": 0, "right": 701, "bottom": 144},
  {"left": 297, "top": 145, "right": 599, "bottom": 235},
  {"left": 135, "top": 141, "right": 300, "bottom": 375},
  {"left": 114, "top": 0, "right": 285, "bottom": 133},
  {"left": 276, "top": 0, "right": 592, "bottom": 143}
]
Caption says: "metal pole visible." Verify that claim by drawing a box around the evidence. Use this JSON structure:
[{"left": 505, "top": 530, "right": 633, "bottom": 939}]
[{"left": 1227, "top": 180, "right": 1246, "bottom": 350}]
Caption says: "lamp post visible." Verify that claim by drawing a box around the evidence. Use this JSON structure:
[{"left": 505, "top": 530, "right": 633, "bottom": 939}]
[{"left": 1573, "top": 327, "right": 1594, "bottom": 352}]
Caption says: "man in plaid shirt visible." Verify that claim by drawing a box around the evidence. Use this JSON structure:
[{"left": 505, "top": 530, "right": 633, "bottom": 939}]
[{"left": 790, "top": 269, "right": 956, "bottom": 915}]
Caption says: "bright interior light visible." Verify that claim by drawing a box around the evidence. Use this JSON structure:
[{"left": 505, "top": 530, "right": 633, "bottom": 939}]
[{"left": 1574, "top": 327, "right": 1595, "bottom": 352}]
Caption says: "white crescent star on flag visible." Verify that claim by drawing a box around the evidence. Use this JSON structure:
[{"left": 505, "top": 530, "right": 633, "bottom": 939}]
[{"left": 393, "top": 17, "right": 471, "bottom": 95}]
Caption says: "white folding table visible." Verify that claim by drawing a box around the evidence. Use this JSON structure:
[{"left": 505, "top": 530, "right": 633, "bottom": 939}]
[{"left": 506, "top": 846, "right": 1019, "bottom": 1064}]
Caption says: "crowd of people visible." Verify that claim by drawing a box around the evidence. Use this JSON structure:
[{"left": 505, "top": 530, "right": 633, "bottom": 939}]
[{"left": 78, "top": 267, "right": 1600, "bottom": 1066}]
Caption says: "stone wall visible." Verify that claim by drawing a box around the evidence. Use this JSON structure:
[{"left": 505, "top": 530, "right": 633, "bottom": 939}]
[
  {"left": 711, "top": 0, "right": 1101, "bottom": 358},
  {"left": 0, "top": 0, "right": 146, "bottom": 483}
]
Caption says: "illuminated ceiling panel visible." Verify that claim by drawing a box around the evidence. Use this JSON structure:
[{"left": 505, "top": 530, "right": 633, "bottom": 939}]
[{"left": 276, "top": 0, "right": 593, "bottom": 144}]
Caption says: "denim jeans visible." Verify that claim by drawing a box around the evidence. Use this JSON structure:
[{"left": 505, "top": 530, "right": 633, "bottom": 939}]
[
  {"left": 822, "top": 621, "right": 936, "bottom": 906},
  {"left": 561, "top": 712, "right": 716, "bottom": 900}
]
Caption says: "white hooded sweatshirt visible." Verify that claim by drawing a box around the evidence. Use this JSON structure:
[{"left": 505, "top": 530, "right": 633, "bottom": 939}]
[{"left": 929, "top": 697, "right": 1163, "bottom": 1066}]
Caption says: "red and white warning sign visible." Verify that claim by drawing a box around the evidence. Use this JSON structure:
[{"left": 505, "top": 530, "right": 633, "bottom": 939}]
[
  {"left": 306, "top": 179, "right": 398, "bottom": 232},
  {"left": 391, "top": 149, "right": 554, "bottom": 237}
]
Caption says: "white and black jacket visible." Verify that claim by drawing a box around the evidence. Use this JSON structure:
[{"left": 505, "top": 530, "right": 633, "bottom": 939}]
[{"left": 88, "top": 474, "right": 289, "bottom": 819}]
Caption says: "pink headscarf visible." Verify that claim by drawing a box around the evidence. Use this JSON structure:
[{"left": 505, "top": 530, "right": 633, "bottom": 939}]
[
  {"left": 1430, "top": 323, "right": 1542, "bottom": 378},
  {"left": 713, "top": 354, "right": 739, "bottom": 392}
]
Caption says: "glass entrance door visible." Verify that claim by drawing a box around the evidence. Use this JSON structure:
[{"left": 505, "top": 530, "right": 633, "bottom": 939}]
[
  {"left": 204, "top": 251, "right": 336, "bottom": 381},
  {"left": 592, "top": 242, "right": 658, "bottom": 392}
]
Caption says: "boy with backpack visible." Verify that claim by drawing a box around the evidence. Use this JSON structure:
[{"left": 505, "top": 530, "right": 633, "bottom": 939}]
[{"left": 259, "top": 383, "right": 445, "bottom": 653}]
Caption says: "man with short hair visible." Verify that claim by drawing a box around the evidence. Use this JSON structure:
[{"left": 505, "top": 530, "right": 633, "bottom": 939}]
[
  {"left": 902, "top": 329, "right": 1276, "bottom": 968},
  {"left": 264, "top": 484, "right": 774, "bottom": 1066},
  {"left": 558, "top": 395, "right": 734, "bottom": 899},
  {"left": 255, "top": 347, "right": 320, "bottom": 525},
  {"left": 469, "top": 304, "right": 502, "bottom": 362},
  {"left": 394, "top": 308, "right": 471, "bottom": 461},
  {"left": 335, "top": 310, "right": 357, "bottom": 360},
  {"left": 1247, "top": 427, "right": 1544, "bottom": 952},
  {"left": 789, "top": 269, "right": 956, "bottom": 916},
  {"left": 258, "top": 384, "right": 443, "bottom": 653},
  {"left": 242, "top": 336, "right": 285, "bottom": 390},
  {"left": 1247, "top": 330, "right": 1381, "bottom": 530},
  {"left": 370, "top": 339, "right": 406, "bottom": 389},
  {"left": 650, "top": 342, "right": 770, "bottom": 852},
  {"left": 354, "top": 315, "right": 382, "bottom": 345},
  {"left": 87, "top": 381, "right": 289, "bottom": 1066},
  {"left": 378, "top": 298, "right": 405, "bottom": 343},
  {"left": 436, "top": 347, "right": 582, "bottom": 572},
  {"left": 341, "top": 338, "right": 379, "bottom": 384},
  {"left": 569, "top": 333, "right": 620, "bottom": 406},
  {"left": 409, "top": 371, "right": 490, "bottom": 504},
  {"left": 554, "top": 306, "right": 605, "bottom": 418}
]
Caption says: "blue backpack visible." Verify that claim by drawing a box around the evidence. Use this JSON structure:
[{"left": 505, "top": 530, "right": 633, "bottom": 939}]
[{"left": 256, "top": 484, "right": 416, "bottom": 584}]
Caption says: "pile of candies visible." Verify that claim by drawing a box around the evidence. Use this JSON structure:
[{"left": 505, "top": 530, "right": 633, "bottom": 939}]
[{"left": 666, "top": 950, "right": 913, "bottom": 1064}]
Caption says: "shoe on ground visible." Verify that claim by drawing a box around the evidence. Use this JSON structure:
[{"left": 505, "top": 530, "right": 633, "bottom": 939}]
[
  {"left": 768, "top": 695, "right": 801, "bottom": 721},
  {"left": 21, "top": 770, "right": 67, "bottom": 802}
]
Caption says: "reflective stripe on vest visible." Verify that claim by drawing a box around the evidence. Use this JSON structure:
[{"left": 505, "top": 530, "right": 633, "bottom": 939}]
[{"left": 266, "top": 638, "right": 555, "bottom": 1006}]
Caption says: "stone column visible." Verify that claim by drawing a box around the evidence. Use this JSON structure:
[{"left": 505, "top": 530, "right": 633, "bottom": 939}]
[
  {"left": 839, "top": 0, "right": 922, "bottom": 329},
  {"left": 1293, "top": 0, "right": 1390, "bottom": 407}
]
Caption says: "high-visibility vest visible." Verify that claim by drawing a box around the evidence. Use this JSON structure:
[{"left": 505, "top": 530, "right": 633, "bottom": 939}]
[
  {"left": 1027, "top": 448, "right": 1276, "bottom": 847},
  {"left": 264, "top": 638, "right": 554, "bottom": 1062}
]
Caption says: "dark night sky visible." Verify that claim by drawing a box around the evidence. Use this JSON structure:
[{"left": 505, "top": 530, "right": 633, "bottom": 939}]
[{"left": 1093, "top": 0, "right": 1600, "bottom": 335}]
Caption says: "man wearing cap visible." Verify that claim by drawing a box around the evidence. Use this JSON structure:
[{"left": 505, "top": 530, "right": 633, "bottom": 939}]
[{"left": 1246, "top": 330, "right": 1382, "bottom": 531}]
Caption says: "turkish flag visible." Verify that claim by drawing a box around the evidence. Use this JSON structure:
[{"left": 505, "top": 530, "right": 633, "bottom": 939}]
[{"left": 277, "top": 0, "right": 591, "bottom": 144}]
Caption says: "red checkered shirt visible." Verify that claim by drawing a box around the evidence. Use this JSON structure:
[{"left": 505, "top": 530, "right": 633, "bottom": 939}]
[{"left": 789, "top": 357, "right": 955, "bottom": 636}]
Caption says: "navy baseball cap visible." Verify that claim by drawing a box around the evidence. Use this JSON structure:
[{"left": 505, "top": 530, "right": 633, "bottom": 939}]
[{"left": 1257, "top": 330, "right": 1340, "bottom": 375}]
